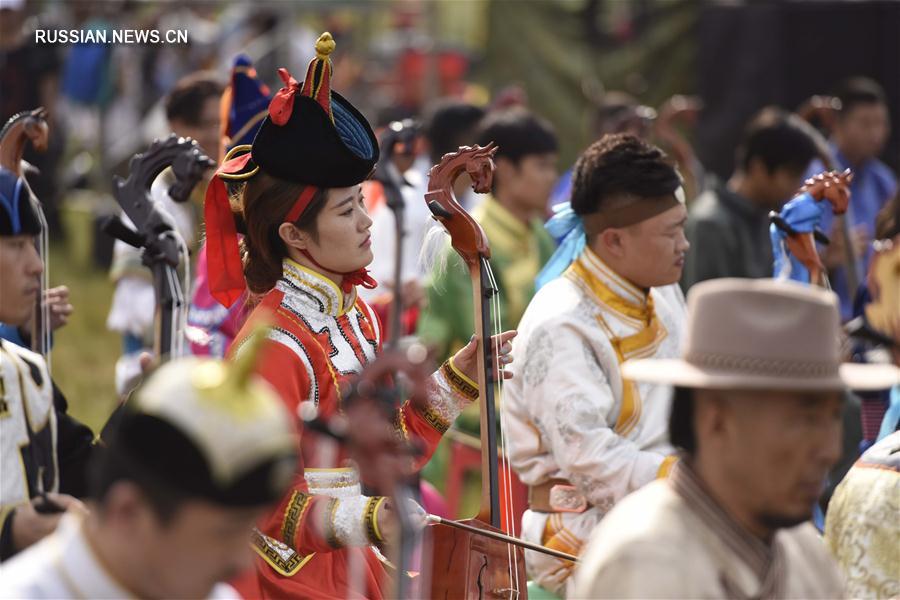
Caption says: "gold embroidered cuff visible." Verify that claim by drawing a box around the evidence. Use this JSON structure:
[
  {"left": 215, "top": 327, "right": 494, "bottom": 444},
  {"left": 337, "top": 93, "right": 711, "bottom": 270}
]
[
  {"left": 392, "top": 409, "right": 410, "bottom": 441},
  {"left": 442, "top": 358, "right": 479, "bottom": 402},
  {"left": 280, "top": 490, "right": 311, "bottom": 549},
  {"left": 415, "top": 402, "right": 451, "bottom": 434},
  {"left": 364, "top": 496, "right": 387, "bottom": 544}
]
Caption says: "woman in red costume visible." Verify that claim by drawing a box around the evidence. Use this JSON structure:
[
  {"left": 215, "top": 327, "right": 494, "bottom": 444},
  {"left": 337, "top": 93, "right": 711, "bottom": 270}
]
[{"left": 203, "top": 33, "right": 514, "bottom": 599}]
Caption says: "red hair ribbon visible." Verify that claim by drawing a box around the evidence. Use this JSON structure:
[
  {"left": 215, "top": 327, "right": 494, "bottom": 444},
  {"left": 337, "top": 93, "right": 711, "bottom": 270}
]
[
  {"left": 284, "top": 186, "right": 319, "bottom": 223},
  {"left": 268, "top": 68, "right": 301, "bottom": 126},
  {"left": 203, "top": 152, "right": 254, "bottom": 307}
]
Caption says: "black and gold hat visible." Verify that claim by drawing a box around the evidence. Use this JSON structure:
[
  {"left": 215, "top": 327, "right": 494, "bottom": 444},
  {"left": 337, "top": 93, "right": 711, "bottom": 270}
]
[
  {"left": 0, "top": 167, "right": 41, "bottom": 236},
  {"left": 205, "top": 32, "right": 379, "bottom": 307},
  {"left": 105, "top": 330, "right": 298, "bottom": 507}
]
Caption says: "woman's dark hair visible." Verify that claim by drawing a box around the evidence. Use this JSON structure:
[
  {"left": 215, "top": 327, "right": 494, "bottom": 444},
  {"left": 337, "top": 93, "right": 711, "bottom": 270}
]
[
  {"left": 669, "top": 386, "right": 696, "bottom": 455},
  {"left": 570, "top": 133, "right": 680, "bottom": 216},
  {"left": 239, "top": 172, "right": 329, "bottom": 294}
]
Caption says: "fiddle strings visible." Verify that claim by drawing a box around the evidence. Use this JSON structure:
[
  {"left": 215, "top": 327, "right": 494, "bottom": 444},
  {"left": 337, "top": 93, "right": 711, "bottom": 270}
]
[
  {"left": 161, "top": 230, "right": 190, "bottom": 359},
  {"left": 37, "top": 206, "right": 51, "bottom": 370},
  {"left": 483, "top": 259, "right": 521, "bottom": 599},
  {"left": 178, "top": 234, "right": 190, "bottom": 357}
]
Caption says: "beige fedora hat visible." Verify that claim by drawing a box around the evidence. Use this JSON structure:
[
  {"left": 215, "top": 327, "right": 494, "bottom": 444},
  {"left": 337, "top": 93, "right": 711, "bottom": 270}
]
[{"left": 622, "top": 278, "right": 899, "bottom": 391}]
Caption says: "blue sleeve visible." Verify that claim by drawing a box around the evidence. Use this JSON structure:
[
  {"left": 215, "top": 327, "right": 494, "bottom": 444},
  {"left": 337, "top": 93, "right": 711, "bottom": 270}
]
[{"left": 0, "top": 323, "right": 27, "bottom": 347}]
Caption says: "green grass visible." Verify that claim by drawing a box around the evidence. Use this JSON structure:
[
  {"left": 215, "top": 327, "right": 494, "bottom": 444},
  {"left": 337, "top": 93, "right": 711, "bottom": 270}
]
[{"left": 47, "top": 200, "right": 120, "bottom": 433}]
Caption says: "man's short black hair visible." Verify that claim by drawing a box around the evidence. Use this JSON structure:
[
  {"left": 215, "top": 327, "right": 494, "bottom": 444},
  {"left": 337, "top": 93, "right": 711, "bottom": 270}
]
[
  {"left": 475, "top": 107, "right": 558, "bottom": 164},
  {"left": 89, "top": 443, "right": 189, "bottom": 524},
  {"left": 423, "top": 99, "right": 486, "bottom": 164},
  {"left": 669, "top": 386, "right": 696, "bottom": 455},
  {"left": 164, "top": 72, "right": 224, "bottom": 125},
  {"left": 835, "top": 76, "right": 887, "bottom": 117},
  {"left": 570, "top": 133, "right": 680, "bottom": 216},
  {"left": 735, "top": 108, "right": 820, "bottom": 175}
]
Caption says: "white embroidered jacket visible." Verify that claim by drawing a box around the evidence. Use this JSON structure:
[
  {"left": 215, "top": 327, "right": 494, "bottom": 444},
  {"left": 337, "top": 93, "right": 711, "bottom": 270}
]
[
  {"left": 502, "top": 247, "right": 686, "bottom": 594},
  {"left": 0, "top": 340, "right": 58, "bottom": 534}
]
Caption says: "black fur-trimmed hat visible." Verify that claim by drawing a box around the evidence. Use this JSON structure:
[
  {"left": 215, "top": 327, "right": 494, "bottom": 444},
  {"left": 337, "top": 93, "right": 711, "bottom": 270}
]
[
  {"left": 215, "top": 32, "right": 378, "bottom": 187},
  {"left": 205, "top": 32, "right": 379, "bottom": 307}
]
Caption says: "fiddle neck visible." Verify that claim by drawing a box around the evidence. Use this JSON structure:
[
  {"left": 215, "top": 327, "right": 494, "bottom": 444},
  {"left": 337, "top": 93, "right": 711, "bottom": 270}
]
[{"left": 471, "top": 256, "right": 501, "bottom": 527}]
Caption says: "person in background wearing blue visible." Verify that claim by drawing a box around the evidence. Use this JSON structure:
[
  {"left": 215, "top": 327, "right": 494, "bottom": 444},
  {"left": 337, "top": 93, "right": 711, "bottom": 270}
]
[{"left": 806, "top": 77, "right": 897, "bottom": 321}]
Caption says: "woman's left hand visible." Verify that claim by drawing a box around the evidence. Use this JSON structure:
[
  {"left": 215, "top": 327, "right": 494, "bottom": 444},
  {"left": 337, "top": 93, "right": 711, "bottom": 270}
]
[{"left": 452, "top": 330, "right": 517, "bottom": 383}]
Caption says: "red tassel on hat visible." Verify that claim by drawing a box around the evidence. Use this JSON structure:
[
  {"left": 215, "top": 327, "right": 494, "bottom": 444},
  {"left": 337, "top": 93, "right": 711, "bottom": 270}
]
[{"left": 204, "top": 152, "right": 254, "bottom": 307}]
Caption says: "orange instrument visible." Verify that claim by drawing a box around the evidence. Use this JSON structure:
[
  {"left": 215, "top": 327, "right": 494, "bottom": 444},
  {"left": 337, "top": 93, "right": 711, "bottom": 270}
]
[{"left": 422, "top": 143, "right": 529, "bottom": 599}]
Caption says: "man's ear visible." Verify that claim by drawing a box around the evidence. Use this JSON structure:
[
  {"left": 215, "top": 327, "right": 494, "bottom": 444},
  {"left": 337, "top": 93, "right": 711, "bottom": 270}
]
[
  {"left": 493, "top": 156, "right": 517, "bottom": 187},
  {"left": 278, "top": 222, "right": 308, "bottom": 250},
  {"left": 746, "top": 156, "right": 771, "bottom": 182},
  {"left": 102, "top": 481, "right": 148, "bottom": 529},
  {"left": 596, "top": 227, "right": 627, "bottom": 258},
  {"left": 695, "top": 390, "right": 735, "bottom": 442}
]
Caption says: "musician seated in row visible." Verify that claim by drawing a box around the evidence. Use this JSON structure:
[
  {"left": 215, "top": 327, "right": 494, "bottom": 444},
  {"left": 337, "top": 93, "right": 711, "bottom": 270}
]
[
  {"left": 503, "top": 134, "right": 689, "bottom": 596},
  {"left": 0, "top": 163, "right": 94, "bottom": 561},
  {"left": 203, "top": 33, "right": 514, "bottom": 598},
  {"left": 0, "top": 350, "right": 299, "bottom": 599}
]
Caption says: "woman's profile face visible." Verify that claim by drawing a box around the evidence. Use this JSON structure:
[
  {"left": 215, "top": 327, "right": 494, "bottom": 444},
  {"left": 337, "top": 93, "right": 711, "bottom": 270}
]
[{"left": 304, "top": 185, "right": 374, "bottom": 275}]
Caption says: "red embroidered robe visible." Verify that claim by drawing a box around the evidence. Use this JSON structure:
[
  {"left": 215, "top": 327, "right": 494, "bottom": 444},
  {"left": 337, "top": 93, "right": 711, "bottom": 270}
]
[{"left": 229, "top": 259, "right": 476, "bottom": 599}]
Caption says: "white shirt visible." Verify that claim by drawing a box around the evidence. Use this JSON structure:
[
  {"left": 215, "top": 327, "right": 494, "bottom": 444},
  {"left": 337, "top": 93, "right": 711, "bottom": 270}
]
[{"left": 0, "top": 513, "right": 239, "bottom": 599}]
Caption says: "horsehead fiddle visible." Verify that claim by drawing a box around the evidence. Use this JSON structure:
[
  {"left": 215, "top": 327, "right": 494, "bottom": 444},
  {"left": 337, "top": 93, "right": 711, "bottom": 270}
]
[
  {"left": 101, "top": 134, "right": 214, "bottom": 363},
  {"left": 0, "top": 108, "right": 51, "bottom": 361},
  {"left": 794, "top": 98, "right": 861, "bottom": 293},
  {"left": 299, "top": 143, "right": 577, "bottom": 599},
  {"left": 770, "top": 169, "right": 853, "bottom": 287},
  {"left": 422, "top": 144, "right": 576, "bottom": 599}
]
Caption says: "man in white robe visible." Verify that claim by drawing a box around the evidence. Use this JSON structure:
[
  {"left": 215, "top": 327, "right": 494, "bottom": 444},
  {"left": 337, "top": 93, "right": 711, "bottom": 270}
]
[{"left": 503, "top": 134, "right": 689, "bottom": 595}]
